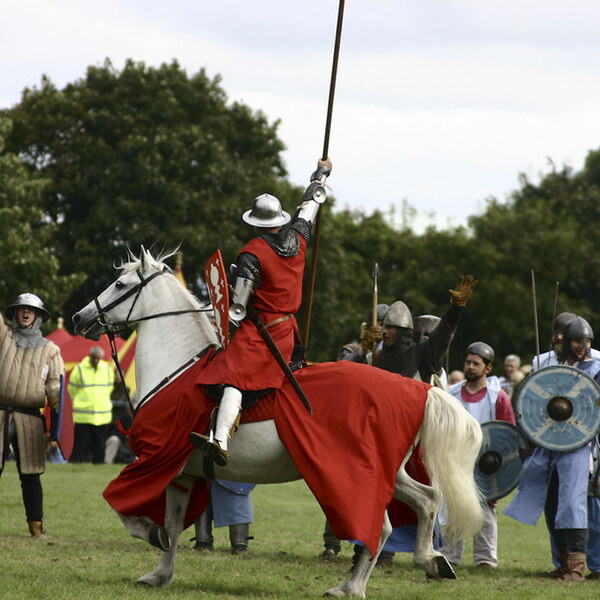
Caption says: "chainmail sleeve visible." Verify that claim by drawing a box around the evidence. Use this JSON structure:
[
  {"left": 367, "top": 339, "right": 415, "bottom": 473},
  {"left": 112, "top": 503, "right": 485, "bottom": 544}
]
[
  {"left": 290, "top": 216, "right": 311, "bottom": 243},
  {"left": 236, "top": 252, "right": 262, "bottom": 288}
]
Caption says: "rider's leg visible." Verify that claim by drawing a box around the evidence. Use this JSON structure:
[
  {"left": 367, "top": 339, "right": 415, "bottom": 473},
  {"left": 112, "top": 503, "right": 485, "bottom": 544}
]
[
  {"left": 190, "top": 386, "right": 242, "bottom": 466},
  {"left": 214, "top": 386, "right": 242, "bottom": 452}
]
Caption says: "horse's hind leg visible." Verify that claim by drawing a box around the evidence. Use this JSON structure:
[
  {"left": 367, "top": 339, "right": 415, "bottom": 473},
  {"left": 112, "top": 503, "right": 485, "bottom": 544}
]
[
  {"left": 394, "top": 465, "right": 454, "bottom": 580},
  {"left": 324, "top": 512, "right": 392, "bottom": 598},
  {"left": 137, "top": 475, "right": 194, "bottom": 587}
]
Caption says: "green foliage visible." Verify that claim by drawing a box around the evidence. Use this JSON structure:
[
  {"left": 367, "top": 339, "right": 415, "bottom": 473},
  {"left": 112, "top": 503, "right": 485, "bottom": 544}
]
[
  {"left": 0, "top": 117, "right": 84, "bottom": 326},
  {"left": 4, "top": 58, "right": 600, "bottom": 366},
  {"left": 1, "top": 59, "right": 295, "bottom": 323}
]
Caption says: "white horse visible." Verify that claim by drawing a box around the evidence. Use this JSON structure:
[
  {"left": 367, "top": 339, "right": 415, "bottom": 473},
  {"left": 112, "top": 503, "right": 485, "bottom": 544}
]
[{"left": 72, "top": 248, "right": 483, "bottom": 598}]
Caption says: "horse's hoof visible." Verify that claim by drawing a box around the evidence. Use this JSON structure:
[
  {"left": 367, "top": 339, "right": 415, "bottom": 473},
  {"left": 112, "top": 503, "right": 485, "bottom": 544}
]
[
  {"left": 148, "top": 525, "right": 170, "bottom": 551},
  {"left": 435, "top": 556, "right": 456, "bottom": 579},
  {"left": 137, "top": 572, "right": 172, "bottom": 588}
]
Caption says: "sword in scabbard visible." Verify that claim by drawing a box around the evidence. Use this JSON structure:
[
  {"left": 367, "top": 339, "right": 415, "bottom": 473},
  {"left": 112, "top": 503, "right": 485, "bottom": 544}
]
[{"left": 248, "top": 310, "right": 313, "bottom": 415}]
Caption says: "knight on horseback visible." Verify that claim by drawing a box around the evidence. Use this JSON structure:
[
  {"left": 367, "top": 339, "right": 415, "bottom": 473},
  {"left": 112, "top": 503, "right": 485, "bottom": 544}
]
[{"left": 190, "top": 157, "right": 332, "bottom": 466}]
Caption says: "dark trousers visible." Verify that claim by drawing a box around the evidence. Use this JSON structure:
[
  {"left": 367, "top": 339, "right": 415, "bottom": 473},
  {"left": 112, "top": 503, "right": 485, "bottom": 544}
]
[
  {"left": 72, "top": 423, "right": 109, "bottom": 463},
  {"left": 1, "top": 420, "right": 43, "bottom": 521}
]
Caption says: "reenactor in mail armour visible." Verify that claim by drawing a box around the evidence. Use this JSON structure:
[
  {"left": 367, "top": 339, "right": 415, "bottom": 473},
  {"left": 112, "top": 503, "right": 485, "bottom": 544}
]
[
  {"left": 375, "top": 275, "right": 477, "bottom": 384},
  {"left": 191, "top": 158, "right": 332, "bottom": 466}
]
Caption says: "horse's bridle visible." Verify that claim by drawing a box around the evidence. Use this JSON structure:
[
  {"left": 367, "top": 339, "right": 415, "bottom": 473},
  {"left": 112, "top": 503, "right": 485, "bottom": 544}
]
[
  {"left": 93, "top": 267, "right": 210, "bottom": 334},
  {"left": 90, "top": 266, "right": 213, "bottom": 422}
]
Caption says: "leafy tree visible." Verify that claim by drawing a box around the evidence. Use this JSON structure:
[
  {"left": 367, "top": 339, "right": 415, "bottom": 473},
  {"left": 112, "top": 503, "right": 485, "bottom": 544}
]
[
  {"left": 463, "top": 162, "right": 600, "bottom": 369},
  {"left": 0, "top": 117, "right": 84, "bottom": 328},
  {"left": 1, "top": 59, "right": 296, "bottom": 322}
]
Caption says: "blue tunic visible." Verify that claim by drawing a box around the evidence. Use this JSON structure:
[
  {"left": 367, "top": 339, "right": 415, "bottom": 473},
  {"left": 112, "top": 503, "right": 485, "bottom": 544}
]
[
  {"left": 211, "top": 479, "right": 255, "bottom": 528},
  {"left": 504, "top": 358, "right": 600, "bottom": 529}
]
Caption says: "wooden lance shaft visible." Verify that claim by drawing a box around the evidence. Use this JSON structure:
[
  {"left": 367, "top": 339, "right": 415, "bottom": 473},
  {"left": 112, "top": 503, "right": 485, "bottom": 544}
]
[
  {"left": 301, "top": 0, "right": 345, "bottom": 349},
  {"left": 372, "top": 263, "right": 379, "bottom": 327}
]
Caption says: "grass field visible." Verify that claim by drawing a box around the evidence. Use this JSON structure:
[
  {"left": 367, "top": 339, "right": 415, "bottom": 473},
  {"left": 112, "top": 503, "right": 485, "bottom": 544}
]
[{"left": 0, "top": 461, "right": 598, "bottom": 599}]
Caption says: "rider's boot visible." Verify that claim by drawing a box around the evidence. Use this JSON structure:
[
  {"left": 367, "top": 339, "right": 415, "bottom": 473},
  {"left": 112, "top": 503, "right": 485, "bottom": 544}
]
[{"left": 190, "top": 386, "right": 242, "bottom": 466}]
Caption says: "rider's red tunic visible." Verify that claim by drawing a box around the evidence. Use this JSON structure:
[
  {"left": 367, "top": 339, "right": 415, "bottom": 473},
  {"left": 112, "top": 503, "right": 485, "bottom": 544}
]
[{"left": 196, "top": 235, "right": 306, "bottom": 391}]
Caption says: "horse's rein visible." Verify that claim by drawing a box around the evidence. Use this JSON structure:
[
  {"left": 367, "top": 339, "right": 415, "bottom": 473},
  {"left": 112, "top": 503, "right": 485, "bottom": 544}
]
[
  {"left": 93, "top": 268, "right": 211, "bottom": 334},
  {"left": 91, "top": 266, "right": 213, "bottom": 424}
]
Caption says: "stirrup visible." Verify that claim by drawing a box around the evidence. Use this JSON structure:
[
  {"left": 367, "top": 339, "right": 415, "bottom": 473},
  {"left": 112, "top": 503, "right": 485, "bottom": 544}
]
[{"left": 190, "top": 432, "right": 229, "bottom": 466}]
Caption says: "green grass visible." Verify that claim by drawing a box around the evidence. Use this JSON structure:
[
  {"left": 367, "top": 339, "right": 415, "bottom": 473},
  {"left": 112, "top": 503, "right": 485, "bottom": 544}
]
[{"left": 0, "top": 462, "right": 598, "bottom": 599}]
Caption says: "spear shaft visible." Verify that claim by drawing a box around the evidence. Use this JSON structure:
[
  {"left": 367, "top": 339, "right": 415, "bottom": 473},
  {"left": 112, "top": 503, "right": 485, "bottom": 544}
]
[{"left": 301, "top": 0, "right": 346, "bottom": 349}]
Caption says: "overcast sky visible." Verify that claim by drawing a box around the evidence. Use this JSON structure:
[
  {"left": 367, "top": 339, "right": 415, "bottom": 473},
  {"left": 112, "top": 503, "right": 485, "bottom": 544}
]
[{"left": 3, "top": 1, "right": 600, "bottom": 231}]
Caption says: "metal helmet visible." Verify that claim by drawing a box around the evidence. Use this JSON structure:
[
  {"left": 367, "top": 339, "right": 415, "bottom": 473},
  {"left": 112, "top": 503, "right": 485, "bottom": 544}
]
[
  {"left": 242, "top": 193, "right": 291, "bottom": 228},
  {"left": 413, "top": 314, "right": 441, "bottom": 343},
  {"left": 554, "top": 312, "right": 576, "bottom": 334},
  {"left": 383, "top": 301, "right": 413, "bottom": 329},
  {"left": 4, "top": 293, "right": 50, "bottom": 323},
  {"left": 563, "top": 316, "right": 594, "bottom": 341},
  {"left": 376, "top": 303, "right": 389, "bottom": 324},
  {"left": 466, "top": 341, "right": 495, "bottom": 365}
]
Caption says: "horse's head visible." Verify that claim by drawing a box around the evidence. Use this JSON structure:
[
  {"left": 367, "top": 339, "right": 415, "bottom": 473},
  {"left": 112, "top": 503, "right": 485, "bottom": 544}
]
[{"left": 72, "top": 246, "right": 172, "bottom": 340}]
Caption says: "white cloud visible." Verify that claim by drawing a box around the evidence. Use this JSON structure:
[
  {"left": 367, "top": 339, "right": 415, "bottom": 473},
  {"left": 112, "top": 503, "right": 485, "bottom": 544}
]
[{"left": 2, "top": 0, "right": 600, "bottom": 231}]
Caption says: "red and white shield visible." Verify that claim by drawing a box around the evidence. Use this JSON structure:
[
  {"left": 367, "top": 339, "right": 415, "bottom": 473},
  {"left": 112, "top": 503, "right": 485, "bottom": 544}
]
[{"left": 204, "top": 250, "right": 230, "bottom": 348}]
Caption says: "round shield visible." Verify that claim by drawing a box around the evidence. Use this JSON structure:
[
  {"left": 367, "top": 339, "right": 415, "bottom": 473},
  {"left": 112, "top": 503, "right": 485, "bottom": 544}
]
[
  {"left": 475, "top": 421, "right": 530, "bottom": 502},
  {"left": 515, "top": 365, "right": 600, "bottom": 452}
]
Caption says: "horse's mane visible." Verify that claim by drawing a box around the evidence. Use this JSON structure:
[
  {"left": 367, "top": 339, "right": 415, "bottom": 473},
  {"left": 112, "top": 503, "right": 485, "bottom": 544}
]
[{"left": 116, "top": 247, "right": 208, "bottom": 311}]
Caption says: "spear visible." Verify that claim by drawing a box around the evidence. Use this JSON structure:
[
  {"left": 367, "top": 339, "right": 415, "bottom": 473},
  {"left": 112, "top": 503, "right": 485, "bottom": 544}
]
[
  {"left": 531, "top": 270, "right": 541, "bottom": 371},
  {"left": 372, "top": 263, "right": 379, "bottom": 327},
  {"left": 301, "top": 0, "right": 346, "bottom": 349}
]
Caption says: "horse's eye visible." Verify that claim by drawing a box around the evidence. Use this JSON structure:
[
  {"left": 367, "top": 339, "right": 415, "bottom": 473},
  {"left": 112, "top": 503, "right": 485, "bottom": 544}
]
[{"left": 115, "top": 280, "right": 125, "bottom": 289}]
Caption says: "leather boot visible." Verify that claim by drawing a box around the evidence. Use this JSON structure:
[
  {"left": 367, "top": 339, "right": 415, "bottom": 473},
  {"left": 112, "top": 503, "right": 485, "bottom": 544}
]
[
  {"left": 559, "top": 552, "right": 586, "bottom": 582},
  {"left": 28, "top": 521, "right": 48, "bottom": 539},
  {"left": 537, "top": 555, "right": 567, "bottom": 578},
  {"left": 229, "top": 523, "right": 250, "bottom": 555}
]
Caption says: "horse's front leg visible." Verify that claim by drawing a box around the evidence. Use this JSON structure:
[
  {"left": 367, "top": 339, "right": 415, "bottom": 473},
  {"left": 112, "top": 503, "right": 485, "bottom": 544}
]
[
  {"left": 394, "top": 466, "right": 454, "bottom": 580},
  {"left": 118, "top": 514, "right": 170, "bottom": 550},
  {"left": 324, "top": 512, "right": 392, "bottom": 598},
  {"left": 137, "top": 475, "right": 194, "bottom": 587}
]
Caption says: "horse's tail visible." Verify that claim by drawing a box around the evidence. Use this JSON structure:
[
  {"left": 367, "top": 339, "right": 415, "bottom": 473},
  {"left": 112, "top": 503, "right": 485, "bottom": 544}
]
[{"left": 419, "top": 387, "right": 484, "bottom": 542}]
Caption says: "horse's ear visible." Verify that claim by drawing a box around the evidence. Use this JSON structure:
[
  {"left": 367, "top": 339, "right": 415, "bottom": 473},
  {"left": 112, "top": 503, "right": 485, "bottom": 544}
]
[{"left": 140, "top": 245, "right": 148, "bottom": 271}]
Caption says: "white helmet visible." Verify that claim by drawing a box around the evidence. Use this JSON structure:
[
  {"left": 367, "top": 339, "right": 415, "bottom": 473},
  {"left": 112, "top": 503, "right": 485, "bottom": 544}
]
[
  {"left": 242, "top": 193, "right": 291, "bottom": 228},
  {"left": 4, "top": 293, "right": 50, "bottom": 323}
]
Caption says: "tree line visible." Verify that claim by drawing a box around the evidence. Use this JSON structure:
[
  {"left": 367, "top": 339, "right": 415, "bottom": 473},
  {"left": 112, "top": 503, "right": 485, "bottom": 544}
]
[{"left": 2, "top": 58, "right": 600, "bottom": 372}]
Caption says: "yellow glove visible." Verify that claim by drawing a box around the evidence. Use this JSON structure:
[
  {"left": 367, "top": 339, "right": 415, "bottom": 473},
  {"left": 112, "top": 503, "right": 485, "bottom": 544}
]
[
  {"left": 360, "top": 322, "right": 382, "bottom": 351},
  {"left": 449, "top": 274, "right": 478, "bottom": 306},
  {"left": 48, "top": 396, "right": 60, "bottom": 413}
]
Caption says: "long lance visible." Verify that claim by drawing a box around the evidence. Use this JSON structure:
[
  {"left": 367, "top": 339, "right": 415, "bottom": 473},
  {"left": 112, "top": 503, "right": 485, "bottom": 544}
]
[
  {"left": 372, "top": 263, "right": 379, "bottom": 327},
  {"left": 548, "top": 281, "right": 559, "bottom": 354},
  {"left": 531, "top": 270, "right": 541, "bottom": 371},
  {"left": 301, "top": 0, "right": 346, "bottom": 349}
]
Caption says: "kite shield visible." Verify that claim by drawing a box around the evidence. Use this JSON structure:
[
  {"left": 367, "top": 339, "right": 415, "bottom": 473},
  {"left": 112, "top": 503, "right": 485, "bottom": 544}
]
[{"left": 204, "top": 249, "right": 230, "bottom": 348}]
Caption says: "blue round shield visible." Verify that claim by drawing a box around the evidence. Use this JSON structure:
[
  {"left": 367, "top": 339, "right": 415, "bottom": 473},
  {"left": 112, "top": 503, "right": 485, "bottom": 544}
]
[
  {"left": 475, "top": 421, "right": 530, "bottom": 501},
  {"left": 515, "top": 365, "right": 600, "bottom": 452}
]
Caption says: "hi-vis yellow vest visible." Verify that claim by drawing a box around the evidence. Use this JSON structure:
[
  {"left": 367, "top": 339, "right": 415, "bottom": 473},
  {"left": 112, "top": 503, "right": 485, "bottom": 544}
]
[{"left": 68, "top": 357, "right": 114, "bottom": 425}]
